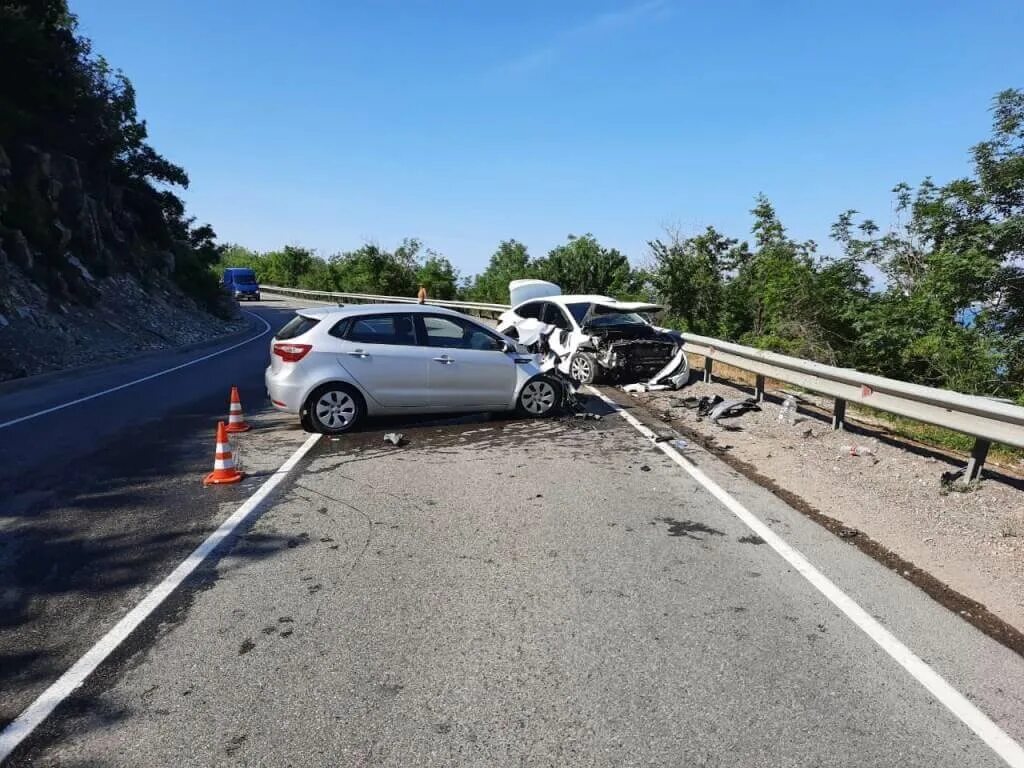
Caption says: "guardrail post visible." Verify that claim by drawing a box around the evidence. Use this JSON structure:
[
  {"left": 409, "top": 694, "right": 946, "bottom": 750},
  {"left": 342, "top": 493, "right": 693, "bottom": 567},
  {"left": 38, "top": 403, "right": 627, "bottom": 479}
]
[
  {"left": 754, "top": 374, "right": 765, "bottom": 402},
  {"left": 832, "top": 398, "right": 847, "bottom": 430},
  {"left": 965, "top": 438, "right": 990, "bottom": 481},
  {"left": 703, "top": 357, "right": 713, "bottom": 383}
]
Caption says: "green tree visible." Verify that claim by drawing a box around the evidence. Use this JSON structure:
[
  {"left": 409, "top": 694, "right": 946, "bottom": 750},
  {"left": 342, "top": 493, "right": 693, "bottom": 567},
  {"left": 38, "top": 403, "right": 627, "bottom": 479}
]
[
  {"left": 464, "top": 240, "right": 535, "bottom": 302},
  {"left": 832, "top": 89, "right": 1024, "bottom": 396},
  {"left": 260, "top": 245, "right": 315, "bottom": 287},
  {"left": 649, "top": 227, "right": 735, "bottom": 335},
  {"left": 534, "top": 234, "right": 632, "bottom": 296},
  {"left": 325, "top": 243, "right": 418, "bottom": 296},
  {"left": 416, "top": 253, "right": 459, "bottom": 299}
]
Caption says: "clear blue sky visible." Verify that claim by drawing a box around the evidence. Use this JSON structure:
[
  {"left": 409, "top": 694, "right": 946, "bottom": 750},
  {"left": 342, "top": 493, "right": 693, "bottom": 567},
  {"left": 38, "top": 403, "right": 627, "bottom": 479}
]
[{"left": 74, "top": 0, "right": 1024, "bottom": 276}]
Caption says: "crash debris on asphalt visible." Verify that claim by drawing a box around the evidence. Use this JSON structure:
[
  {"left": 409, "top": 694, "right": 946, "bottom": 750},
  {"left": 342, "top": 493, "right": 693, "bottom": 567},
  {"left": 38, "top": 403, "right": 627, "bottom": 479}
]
[{"left": 629, "top": 377, "right": 1024, "bottom": 634}]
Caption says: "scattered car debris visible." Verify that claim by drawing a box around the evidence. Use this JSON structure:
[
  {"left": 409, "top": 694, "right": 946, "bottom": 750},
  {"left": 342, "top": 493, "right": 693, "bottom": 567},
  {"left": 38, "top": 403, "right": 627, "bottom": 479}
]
[
  {"left": 647, "top": 348, "right": 692, "bottom": 389},
  {"left": 696, "top": 395, "right": 724, "bottom": 417},
  {"left": 622, "top": 382, "right": 672, "bottom": 393},
  {"left": 940, "top": 467, "right": 966, "bottom": 486},
  {"left": 670, "top": 396, "right": 701, "bottom": 408},
  {"left": 547, "top": 368, "right": 597, "bottom": 418},
  {"left": 939, "top": 468, "right": 979, "bottom": 493},
  {"left": 383, "top": 433, "right": 407, "bottom": 446},
  {"left": 778, "top": 394, "right": 798, "bottom": 425},
  {"left": 841, "top": 445, "right": 875, "bottom": 457},
  {"left": 707, "top": 398, "right": 761, "bottom": 424}
]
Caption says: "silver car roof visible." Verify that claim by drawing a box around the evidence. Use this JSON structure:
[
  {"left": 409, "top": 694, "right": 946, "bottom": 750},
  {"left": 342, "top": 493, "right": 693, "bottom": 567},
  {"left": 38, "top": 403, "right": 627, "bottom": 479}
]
[{"left": 295, "top": 303, "right": 470, "bottom": 320}]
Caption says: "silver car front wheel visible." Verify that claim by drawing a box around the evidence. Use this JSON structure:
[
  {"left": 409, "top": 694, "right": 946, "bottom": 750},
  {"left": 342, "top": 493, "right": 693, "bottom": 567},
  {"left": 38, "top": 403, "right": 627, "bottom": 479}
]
[{"left": 517, "top": 377, "right": 560, "bottom": 417}]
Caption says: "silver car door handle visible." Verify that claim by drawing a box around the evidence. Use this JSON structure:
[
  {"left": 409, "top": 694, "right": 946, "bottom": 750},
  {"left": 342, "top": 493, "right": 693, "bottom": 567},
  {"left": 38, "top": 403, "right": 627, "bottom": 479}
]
[
  {"left": 348, "top": 350, "right": 369, "bottom": 358},
  {"left": 432, "top": 356, "right": 454, "bottom": 364}
]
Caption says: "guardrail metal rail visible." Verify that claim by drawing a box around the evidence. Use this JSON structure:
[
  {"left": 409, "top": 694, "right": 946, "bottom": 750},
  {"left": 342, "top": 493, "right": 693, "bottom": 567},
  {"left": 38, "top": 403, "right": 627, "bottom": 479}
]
[{"left": 261, "top": 285, "right": 1024, "bottom": 478}]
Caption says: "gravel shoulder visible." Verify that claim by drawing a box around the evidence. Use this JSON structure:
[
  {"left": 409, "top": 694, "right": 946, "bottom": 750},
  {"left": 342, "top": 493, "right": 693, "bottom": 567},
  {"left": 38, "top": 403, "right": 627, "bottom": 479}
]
[{"left": 632, "top": 378, "right": 1024, "bottom": 638}]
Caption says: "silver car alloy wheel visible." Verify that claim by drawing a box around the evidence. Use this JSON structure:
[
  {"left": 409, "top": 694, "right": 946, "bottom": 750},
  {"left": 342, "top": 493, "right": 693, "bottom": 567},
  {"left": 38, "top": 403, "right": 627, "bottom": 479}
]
[
  {"left": 521, "top": 379, "right": 556, "bottom": 414},
  {"left": 316, "top": 390, "right": 356, "bottom": 429},
  {"left": 570, "top": 355, "right": 591, "bottom": 382}
]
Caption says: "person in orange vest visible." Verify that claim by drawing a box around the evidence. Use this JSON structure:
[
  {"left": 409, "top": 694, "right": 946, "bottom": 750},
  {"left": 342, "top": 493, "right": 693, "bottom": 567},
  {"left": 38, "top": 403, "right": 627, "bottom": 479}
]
[{"left": 417, "top": 284, "right": 427, "bottom": 304}]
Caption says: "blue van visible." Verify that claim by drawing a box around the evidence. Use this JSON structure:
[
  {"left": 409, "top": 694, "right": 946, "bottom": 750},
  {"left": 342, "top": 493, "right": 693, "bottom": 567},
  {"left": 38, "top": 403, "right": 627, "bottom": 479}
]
[{"left": 222, "top": 268, "right": 261, "bottom": 301}]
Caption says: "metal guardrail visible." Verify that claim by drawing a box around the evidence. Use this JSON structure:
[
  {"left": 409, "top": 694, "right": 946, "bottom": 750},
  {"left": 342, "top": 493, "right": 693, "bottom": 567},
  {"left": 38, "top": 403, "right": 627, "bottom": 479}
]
[
  {"left": 260, "top": 285, "right": 508, "bottom": 316},
  {"left": 680, "top": 334, "right": 1024, "bottom": 477},
  {"left": 261, "top": 285, "right": 1024, "bottom": 477}
]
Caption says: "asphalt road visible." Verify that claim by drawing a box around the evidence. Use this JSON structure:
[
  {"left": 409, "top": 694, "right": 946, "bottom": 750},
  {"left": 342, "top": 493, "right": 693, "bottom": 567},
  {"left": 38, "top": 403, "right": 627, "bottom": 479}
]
[
  {"left": 0, "top": 299, "right": 303, "bottom": 736},
  {"left": 2, "top": 297, "right": 1024, "bottom": 767}
]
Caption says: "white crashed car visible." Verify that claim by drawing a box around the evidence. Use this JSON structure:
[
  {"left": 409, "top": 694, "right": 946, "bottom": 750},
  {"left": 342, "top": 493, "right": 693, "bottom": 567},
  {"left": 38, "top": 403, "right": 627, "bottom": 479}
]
[{"left": 496, "top": 292, "right": 689, "bottom": 386}]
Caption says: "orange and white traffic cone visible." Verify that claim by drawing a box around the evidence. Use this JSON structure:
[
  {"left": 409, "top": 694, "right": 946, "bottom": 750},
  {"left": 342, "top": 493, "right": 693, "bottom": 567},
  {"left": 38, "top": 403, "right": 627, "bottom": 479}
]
[
  {"left": 204, "top": 421, "right": 243, "bottom": 485},
  {"left": 225, "top": 386, "right": 250, "bottom": 433}
]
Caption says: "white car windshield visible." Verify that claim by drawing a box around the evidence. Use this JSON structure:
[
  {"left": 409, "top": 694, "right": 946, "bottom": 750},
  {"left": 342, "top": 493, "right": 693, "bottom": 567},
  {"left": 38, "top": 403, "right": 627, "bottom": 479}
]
[{"left": 584, "top": 307, "right": 649, "bottom": 328}]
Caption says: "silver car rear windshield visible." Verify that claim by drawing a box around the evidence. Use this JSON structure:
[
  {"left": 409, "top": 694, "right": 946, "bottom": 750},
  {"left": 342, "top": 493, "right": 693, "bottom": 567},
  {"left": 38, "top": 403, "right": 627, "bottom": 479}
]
[{"left": 276, "top": 314, "right": 321, "bottom": 340}]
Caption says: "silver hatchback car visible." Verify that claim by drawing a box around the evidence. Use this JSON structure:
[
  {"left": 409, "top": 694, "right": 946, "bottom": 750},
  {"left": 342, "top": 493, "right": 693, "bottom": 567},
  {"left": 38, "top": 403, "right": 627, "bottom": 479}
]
[{"left": 265, "top": 304, "right": 563, "bottom": 434}]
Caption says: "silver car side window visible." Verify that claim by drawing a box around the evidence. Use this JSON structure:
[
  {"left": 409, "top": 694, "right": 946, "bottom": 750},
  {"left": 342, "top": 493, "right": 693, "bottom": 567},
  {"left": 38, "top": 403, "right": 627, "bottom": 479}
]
[
  {"left": 345, "top": 314, "right": 417, "bottom": 346},
  {"left": 422, "top": 315, "right": 503, "bottom": 351}
]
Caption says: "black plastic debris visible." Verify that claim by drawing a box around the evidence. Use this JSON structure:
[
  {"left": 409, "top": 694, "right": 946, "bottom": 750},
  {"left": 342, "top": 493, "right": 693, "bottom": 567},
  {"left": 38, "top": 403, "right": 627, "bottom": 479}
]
[
  {"left": 940, "top": 467, "right": 966, "bottom": 487},
  {"left": 707, "top": 397, "right": 761, "bottom": 424},
  {"left": 383, "top": 433, "right": 407, "bottom": 447},
  {"left": 696, "top": 395, "right": 724, "bottom": 417}
]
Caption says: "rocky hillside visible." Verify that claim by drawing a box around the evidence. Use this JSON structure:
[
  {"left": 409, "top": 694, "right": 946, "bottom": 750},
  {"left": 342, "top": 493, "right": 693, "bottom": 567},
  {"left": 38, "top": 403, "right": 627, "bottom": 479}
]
[{"left": 0, "top": 1, "right": 239, "bottom": 382}]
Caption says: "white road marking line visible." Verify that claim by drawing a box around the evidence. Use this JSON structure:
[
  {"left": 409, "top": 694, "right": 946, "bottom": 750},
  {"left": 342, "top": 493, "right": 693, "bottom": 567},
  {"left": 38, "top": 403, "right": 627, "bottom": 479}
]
[
  {"left": 0, "top": 311, "right": 272, "bottom": 431},
  {"left": 0, "top": 431, "right": 322, "bottom": 762},
  {"left": 588, "top": 386, "right": 1024, "bottom": 768}
]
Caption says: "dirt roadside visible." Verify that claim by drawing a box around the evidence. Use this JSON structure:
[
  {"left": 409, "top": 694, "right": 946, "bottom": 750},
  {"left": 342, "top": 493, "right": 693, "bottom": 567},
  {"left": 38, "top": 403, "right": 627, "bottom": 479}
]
[
  {"left": 0, "top": 270, "right": 248, "bottom": 383},
  {"left": 627, "top": 377, "right": 1024, "bottom": 647}
]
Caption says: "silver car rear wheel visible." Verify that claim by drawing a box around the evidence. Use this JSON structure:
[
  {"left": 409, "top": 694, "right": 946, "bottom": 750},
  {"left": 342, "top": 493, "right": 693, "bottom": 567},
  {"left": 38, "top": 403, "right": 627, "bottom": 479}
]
[
  {"left": 308, "top": 385, "right": 364, "bottom": 434},
  {"left": 517, "top": 377, "right": 559, "bottom": 417}
]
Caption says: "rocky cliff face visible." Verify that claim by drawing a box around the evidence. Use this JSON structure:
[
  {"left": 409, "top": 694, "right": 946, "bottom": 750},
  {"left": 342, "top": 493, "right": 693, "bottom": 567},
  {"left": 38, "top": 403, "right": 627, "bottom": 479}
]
[
  {"left": 0, "top": 141, "right": 241, "bottom": 382},
  {"left": 0, "top": 141, "right": 179, "bottom": 305}
]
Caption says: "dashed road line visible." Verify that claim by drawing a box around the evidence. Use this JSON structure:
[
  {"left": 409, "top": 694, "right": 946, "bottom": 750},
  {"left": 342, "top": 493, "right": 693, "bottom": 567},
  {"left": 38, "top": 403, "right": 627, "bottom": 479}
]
[
  {"left": 588, "top": 385, "right": 1024, "bottom": 768},
  {"left": 0, "top": 431, "right": 322, "bottom": 762}
]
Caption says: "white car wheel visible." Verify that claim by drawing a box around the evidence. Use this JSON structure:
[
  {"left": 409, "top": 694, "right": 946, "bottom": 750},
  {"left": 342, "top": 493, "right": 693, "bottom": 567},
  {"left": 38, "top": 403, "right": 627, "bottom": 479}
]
[{"left": 569, "top": 352, "right": 599, "bottom": 384}]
